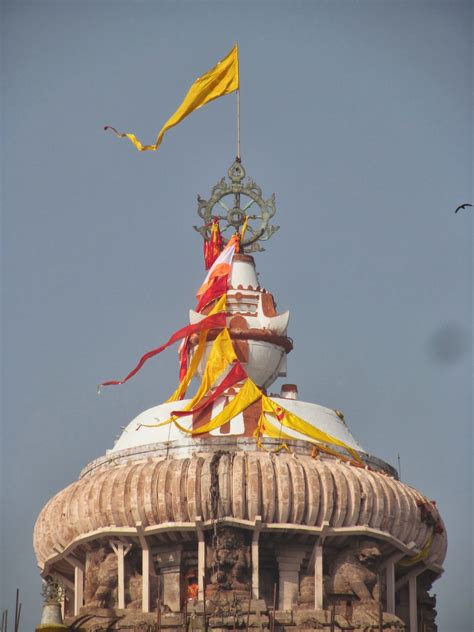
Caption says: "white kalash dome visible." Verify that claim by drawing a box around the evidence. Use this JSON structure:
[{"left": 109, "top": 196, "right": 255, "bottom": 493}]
[{"left": 110, "top": 397, "right": 365, "bottom": 455}]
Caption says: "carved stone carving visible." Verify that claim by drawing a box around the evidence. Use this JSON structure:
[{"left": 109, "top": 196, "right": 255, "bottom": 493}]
[
  {"left": 326, "top": 539, "right": 382, "bottom": 604},
  {"left": 206, "top": 527, "right": 251, "bottom": 597},
  {"left": 84, "top": 545, "right": 118, "bottom": 609},
  {"left": 298, "top": 574, "right": 315, "bottom": 605}
]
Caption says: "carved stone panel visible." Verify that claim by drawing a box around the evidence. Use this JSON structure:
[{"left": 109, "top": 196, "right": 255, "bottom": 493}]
[
  {"left": 326, "top": 539, "right": 383, "bottom": 611},
  {"left": 205, "top": 527, "right": 251, "bottom": 600},
  {"left": 84, "top": 544, "right": 118, "bottom": 609}
]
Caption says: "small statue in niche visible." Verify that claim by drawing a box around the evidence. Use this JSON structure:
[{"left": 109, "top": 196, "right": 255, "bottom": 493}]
[
  {"left": 185, "top": 568, "right": 199, "bottom": 601},
  {"left": 84, "top": 545, "right": 118, "bottom": 609},
  {"left": 326, "top": 539, "right": 383, "bottom": 604},
  {"left": 207, "top": 527, "right": 250, "bottom": 596}
]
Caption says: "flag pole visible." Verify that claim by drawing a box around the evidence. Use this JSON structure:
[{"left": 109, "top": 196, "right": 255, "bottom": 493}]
[
  {"left": 237, "top": 88, "right": 241, "bottom": 159},
  {"left": 236, "top": 43, "right": 241, "bottom": 160}
]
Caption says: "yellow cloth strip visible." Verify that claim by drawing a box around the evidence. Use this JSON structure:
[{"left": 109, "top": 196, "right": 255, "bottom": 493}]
[
  {"left": 255, "top": 412, "right": 297, "bottom": 442},
  {"left": 153, "top": 327, "right": 237, "bottom": 428},
  {"left": 261, "top": 396, "right": 362, "bottom": 463},
  {"left": 209, "top": 293, "right": 228, "bottom": 315},
  {"left": 398, "top": 533, "right": 434, "bottom": 567},
  {"left": 257, "top": 412, "right": 355, "bottom": 460},
  {"left": 166, "top": 294, "right": 227, "bottom": 402},
  {"left": 175, "top": 378, "right": 261, "bottom": 435},
  {"left": 106, "top": 45, "right": 239, "bottom": 152},
  {"left": 240, "top": 215, "right": 249, "bottom": 242},
  {"left": 166, "top": 330, "right": 207, "bottom": 402},
  {"left": 186, "top": 327, "right": 236, "bottom": 409}
]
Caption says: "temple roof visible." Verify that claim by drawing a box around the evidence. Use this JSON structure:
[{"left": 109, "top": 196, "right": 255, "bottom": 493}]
[{"left": 110, "top": 397, "right": 365, "bottom": 455}]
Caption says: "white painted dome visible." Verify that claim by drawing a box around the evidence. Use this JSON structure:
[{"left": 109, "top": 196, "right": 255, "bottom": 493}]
[{"left": 110, "top": 396, "right": 365, "bottom": 454}]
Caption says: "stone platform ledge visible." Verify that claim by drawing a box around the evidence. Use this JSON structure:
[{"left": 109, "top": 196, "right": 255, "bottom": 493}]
[
  {"left": 270, "top": 609, "right": 405, "bottom": 630},
  {"left": 80, "top": 437, "right": 398, "bottom": 479},
  {"left": 65, "top": 608, "right": 405, "bottom": 631}
]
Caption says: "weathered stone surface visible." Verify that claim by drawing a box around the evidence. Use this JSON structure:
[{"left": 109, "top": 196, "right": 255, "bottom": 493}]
[
  {"left": 34, "top": 453, "right": 447, "bottom": 571},
  {"left": 292, "top": 608, "right": 328, "bottom": 626},
  {"left": 84, "top": 546, "right": 118, "bottom": 609},
  {"left": 65, "top": 605, "right": 405, "bottom": 631},
  {"left": 206, "top": 527, "right": 251, "bottom": 596},
  {"left": 327, "top": 539, "right": 382, "bottom": 603}
]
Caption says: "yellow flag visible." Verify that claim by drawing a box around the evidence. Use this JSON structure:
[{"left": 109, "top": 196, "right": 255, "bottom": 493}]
[
  {"left": 173, "top": 378, "right": 261, "bottom": 436},
  {"left": 261, "top": 396, "right": 362, "bottom": 463},
  {"left": 154, "top": 327, "right": 237, "bottom": 428},
  {"left": 166, "top": 295, "right": 227, "bottom": 402},
  {"left": 106, "top": 45, "right": 239, "bottom": 152}
]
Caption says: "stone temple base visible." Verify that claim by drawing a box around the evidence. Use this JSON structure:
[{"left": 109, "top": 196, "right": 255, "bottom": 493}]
[{"left": 65, "top": 603, "right": 406, "bottom": 631}]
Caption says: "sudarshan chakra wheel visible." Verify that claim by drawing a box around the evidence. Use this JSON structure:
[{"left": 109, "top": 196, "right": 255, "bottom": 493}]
[{"left": 194, "top": 159, "right": 279, "bottom": 252}]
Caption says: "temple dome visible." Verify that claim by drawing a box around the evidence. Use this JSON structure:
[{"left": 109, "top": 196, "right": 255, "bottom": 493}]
[
  {"left": 32, "top": 161, "right": 447, "bottom": 629},
  {"left": 109, "top": 397, "right": 365, "bottom": 455},
  {"left": 33, "top": 451, "right": 447, "bottom": 572}
]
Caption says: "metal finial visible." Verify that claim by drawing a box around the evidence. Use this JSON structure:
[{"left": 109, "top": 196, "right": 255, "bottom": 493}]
[
  {"left": 41, "top": 576, "right": 64, "bottom": 604},
  {"left": 194, "top": 159, "right": 279, "bottom": 253}
]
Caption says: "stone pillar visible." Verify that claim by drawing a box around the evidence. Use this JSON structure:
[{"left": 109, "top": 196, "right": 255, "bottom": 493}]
[
  {"left": 276, "top": 547, "right": 306, "bottom": 610},
  {"left": 155, "top": 546, "right": 183, "bottom": 612},
  {"left": 384, "top": 550, "right": 406, "bottom": 615},
  {"left": 386, "top": 561, "right": 396, "bottom": 614},
  {"left": 111, "top": 542, "right": 132, "bottom": 610},
  {"left": 142, "top": 547, "right": 151, "bottom": 613},
  {"left": 409, "top": 574, "right": 418, "bottom": 632},
  {"left": 63, "top": 556, "right": 84, "bottom": 617},
  {"left": 196, "top": 520, "right": 205, "bottom": 601},
  {"left": 314, "top": 542, "right": 323, "bottom": 610},
  {"left": 137, "top": 523, "right": 151, "bottom": 613},
  {"left": 74, "top": 566, "right": 83, "bottom": 616},
  {"left": 252, "top": 530, "right": 260, "bottom": 599}
]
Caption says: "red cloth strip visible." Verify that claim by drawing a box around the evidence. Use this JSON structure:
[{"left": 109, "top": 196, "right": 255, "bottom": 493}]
[
  {"left": 178, "top": 338, "right": 189, "bottom": 384},
  {"left": 99, "top": 312, "right": 227, "bottom": 388},
  {"left": 171, "top": 362, "right": 247, "bottom": 417},
  {"left": 196, "top": 274, "right": 229, "bottom": 312}
]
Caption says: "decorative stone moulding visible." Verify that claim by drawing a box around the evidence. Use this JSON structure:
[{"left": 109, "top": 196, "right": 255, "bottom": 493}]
[
  {"left": 34, "top": 449, "right": 446, "bottom": 573},
  {"left": 189, "top": 254, "right": 291, "bottom": 389}
]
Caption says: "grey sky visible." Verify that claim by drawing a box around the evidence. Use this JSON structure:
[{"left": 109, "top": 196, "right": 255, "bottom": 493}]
[{"left": 1, "top": 1, "right": 472, "bottom": 630}]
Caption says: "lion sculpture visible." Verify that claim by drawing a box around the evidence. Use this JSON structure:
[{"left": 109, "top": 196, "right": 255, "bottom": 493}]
[{"left": 327, "top": 539, "right": 383, "bottom": 603}]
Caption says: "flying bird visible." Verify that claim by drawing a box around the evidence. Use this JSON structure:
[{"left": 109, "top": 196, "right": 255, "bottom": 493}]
[{"left": 455, "top": 203, "right": 472, "bottom": 213}]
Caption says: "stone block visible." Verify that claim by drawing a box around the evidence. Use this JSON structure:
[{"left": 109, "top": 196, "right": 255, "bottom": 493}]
[
  {"left": 162, "top": 613, "right": 184, "bottom": 626},
  {"left": 273, "top": 610, "right": 293, "bottom": 624},
  {"left": 251, "top": 598, "right": 267, "bottom": 611},
  {"left": 292, "top": 609, "right": 328, "bottom": 626}
]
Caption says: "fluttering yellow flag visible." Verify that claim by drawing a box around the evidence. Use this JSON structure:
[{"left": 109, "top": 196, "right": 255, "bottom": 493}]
[{"left": 105, "top": 45, "right": 239, "bottom": 152}]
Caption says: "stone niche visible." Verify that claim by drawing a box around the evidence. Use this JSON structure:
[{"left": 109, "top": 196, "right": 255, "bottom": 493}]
[
  {"left": 84, "top": 543, "right": 118, "bottom": 610},
  {"left": 324, "top": 538, "right": 384, "bottom": 615},
  {"left": 83, "top": 542, "right": 159, "bottom": 612},
  {"left": 153, "top": 543, "right": 199, "bottom": 612},
  {"left": 205, "top": 527, "right": 251, "bottom": 601},
  {"left": 297, "top": 538, "right": 387, "bottom": 617}
]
